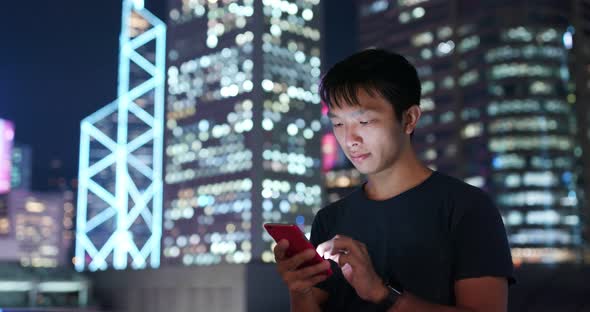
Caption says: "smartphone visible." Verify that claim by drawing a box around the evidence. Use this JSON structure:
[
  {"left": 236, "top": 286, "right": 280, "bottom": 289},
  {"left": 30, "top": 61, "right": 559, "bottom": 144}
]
[{"left": 264, "top": 223, "right": 332, "bottom": 277}]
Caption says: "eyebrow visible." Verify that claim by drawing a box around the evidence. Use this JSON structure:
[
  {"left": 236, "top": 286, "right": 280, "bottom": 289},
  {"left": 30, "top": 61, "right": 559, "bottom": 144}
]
[{"left": 327, "top": 108, "right": 369, "bottom": 118}]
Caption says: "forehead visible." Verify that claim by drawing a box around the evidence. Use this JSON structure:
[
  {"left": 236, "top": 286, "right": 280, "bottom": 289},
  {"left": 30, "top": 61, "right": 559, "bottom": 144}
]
[{"left": 328, "top": 89, "right": 392, "bottom": 116}]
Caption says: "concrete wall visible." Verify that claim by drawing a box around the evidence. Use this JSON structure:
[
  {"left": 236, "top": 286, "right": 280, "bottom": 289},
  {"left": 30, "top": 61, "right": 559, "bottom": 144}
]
[
  {"left": 89, "top": 263, "right": 590, "bottom": 311},
  {"left": 91, "top": 265, "right": 248, "bottom": 312}
]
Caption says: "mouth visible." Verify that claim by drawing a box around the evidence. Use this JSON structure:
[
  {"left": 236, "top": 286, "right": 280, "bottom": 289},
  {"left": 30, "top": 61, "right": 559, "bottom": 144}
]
[{"left": 349, "top": 153, "right": 370, "bottom": 162}]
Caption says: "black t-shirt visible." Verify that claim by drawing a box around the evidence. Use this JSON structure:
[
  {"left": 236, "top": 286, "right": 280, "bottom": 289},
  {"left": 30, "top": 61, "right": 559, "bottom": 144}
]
[{"left": 310, "top": 171, "right": 514, "bottom": 311}]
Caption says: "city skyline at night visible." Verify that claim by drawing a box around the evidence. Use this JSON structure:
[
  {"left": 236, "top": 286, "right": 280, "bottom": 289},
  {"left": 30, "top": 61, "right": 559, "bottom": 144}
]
[
  {"left": 1, "top": 0, "right": 588, "bottom": 271},
  {"left": 1, "top": 1, "right": 590, "bottom": 311}
]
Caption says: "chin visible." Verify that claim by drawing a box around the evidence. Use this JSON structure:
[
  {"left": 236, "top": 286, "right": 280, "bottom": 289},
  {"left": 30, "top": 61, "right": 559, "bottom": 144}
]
[{"left": 353, "top": 165, "right": 377, "bottom": 175}]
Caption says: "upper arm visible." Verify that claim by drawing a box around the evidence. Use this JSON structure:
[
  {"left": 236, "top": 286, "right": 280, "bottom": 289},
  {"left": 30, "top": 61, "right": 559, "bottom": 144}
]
[
  {"left": 455, "top": 277, "right": 508, "bottom": 312},
  {"left": 452, "top": 192, "right": 514, "bottom": 282}
]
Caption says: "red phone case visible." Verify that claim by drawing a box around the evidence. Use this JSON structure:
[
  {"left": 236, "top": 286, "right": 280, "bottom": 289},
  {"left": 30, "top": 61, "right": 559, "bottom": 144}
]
[{"left": 264, "top": 223, "right": 332, "bottom": 277}]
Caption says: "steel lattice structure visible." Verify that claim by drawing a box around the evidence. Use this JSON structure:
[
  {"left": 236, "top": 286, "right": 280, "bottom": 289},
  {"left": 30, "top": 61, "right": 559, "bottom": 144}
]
[{"left": 75, "top": 0, "right": 166, "bottom": 271}]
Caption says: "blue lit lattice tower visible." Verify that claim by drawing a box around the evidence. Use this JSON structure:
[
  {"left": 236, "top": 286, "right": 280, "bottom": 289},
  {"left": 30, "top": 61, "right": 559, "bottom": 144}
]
[
  {"left": 75, "top": 0, "right": 166, "bottom": 271},
  {"left": 164, "top": 0, "right": 322, "bottom": 265}
]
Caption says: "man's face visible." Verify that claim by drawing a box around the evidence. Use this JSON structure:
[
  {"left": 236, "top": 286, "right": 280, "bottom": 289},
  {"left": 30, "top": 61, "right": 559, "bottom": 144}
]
[{"left": 328, "top": 88, "right": 409, "bottom": 176}]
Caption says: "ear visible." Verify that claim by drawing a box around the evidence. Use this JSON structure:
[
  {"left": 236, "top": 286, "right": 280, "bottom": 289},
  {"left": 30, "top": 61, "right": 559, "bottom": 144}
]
[{"left": 403, "top": 105, "right": 421, "bottom": 135}]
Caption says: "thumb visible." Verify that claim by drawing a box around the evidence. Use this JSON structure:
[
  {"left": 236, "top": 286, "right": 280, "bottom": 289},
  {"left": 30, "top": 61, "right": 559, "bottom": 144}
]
[
  {"left": 342, "top": 262, "right": 353, "bottom": 282},
  {"left": 274, "top": 239, "right": 290, "bottom": 260}
]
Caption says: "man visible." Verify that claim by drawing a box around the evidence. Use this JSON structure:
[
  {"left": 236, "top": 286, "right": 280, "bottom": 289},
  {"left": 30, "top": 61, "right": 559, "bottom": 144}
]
[{"left": 273, "top": 49, "right": 514, "bottom": 311}]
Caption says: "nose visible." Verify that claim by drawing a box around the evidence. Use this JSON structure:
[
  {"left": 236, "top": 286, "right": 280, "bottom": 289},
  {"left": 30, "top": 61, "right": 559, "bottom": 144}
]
[{"left": 344, "top": 125, "right": 362, "bottom": 148}]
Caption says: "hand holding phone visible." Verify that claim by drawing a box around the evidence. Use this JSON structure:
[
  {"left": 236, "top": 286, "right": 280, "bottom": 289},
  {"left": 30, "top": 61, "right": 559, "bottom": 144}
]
[{"left": 265, "top": 223, "right": 333, "bottom": 295}]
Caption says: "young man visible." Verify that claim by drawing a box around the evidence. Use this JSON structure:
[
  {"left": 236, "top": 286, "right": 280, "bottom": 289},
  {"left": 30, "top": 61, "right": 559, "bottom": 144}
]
[{"left": 273, "top": 49, "right": 514, "bottom": 311}]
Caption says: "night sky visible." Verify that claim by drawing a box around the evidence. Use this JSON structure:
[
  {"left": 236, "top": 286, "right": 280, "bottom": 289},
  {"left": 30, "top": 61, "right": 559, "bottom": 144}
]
[{"left": 0, "top": 1, "right": 356, "bottom": 191}]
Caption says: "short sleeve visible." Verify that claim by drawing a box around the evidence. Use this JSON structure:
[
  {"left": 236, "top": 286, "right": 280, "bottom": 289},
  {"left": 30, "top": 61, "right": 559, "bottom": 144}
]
[{"left": 452, "top": 193, "right": 515, "bottom": 285}]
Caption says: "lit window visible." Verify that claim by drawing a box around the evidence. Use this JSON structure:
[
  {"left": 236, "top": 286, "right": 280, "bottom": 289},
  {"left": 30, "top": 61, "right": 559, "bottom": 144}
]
[
  {"left": 502, "top": 26, "right": 533, "bottom": 42},
  {"left": 436, "top": 40, "right": 455, "bottom": 56},
  {"left": 421, "top": 80, "right": 435, "bottom": 95},
  {"left": 420, "top": 98, "right": 435, "bottom": 111},
  {"left": 411, "top": 32, "right": 433, "bottom": 47},
  {"left": 440, "top": 111, "right": 454, "bottom": 123},
  {"left": 459, "top": 70, "right": 479, "bottom": 86},
  {"left": 461, "top": 122, "right": 482, "bottom": 139},
  {"left": 437, "top": 26, "right": 452, "bottom": 40},
  {"left": 458, "top": 35, "right": 480, "bottom": 53}
]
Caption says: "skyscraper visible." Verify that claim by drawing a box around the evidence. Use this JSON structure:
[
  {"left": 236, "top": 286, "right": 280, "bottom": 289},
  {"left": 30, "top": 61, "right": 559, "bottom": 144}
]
[
  {"left": 10, "top": 143, "right": 32, "bottom": 192},
  {"left": 163, "top": 0, "right": 322, "bottom": 266},
  {"left": 0, "top": 119, "right": 14, "bottom": 236},
  {"left": 10, "top": 190, "right": 75, "bottom": 268},
  {"left": 356, "top": 0, "right": 584, "bottom": 264},
  {"left": 75, "top": 0, "right": 166, "bottom": 271},
  {"left": 571, "top": 0, "right": 590, "bottom": 261}
]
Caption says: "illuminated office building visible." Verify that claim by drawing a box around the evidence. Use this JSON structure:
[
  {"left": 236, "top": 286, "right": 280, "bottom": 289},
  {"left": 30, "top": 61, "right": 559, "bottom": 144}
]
[
  {"left": 0, "top": 119, "right": 14, "bottom": 236},
  {"left": 572, "top": 1, "right": 590, "bottom": 261},
  {"left": 0, "top": 141, "right": 32, "bottom": 263},
  {"left": 11, "top": 144, "right": 32, "bottom": 191},
  {"left": 356, "top": 0, "right": 585, "bottom": 264},
  {"left": 164, "top": 0, "right": 322, "bottom": 265},
  {"left": 10, "top": 190, "right": 75, "bottom": 268}
]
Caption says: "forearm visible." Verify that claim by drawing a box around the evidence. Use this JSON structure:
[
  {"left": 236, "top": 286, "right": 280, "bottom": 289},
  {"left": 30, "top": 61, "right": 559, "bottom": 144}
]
[
  {"left": 388, "top": 292, "right": 485, "bottom": 312},
  {"left": 289, "top": 291, "right": 322, "bottom": 312}
]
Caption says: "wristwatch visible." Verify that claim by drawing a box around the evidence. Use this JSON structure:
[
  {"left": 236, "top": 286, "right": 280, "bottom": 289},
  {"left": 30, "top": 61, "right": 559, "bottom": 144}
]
[{"left": 377, "top": 284, "right": 402, "bottom": 311}]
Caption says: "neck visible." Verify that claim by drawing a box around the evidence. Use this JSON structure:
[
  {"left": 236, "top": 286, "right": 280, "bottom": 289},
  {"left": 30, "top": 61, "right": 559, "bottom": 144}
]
[{"left": 364, "top": 147, "right": 432, "bottom": 201}]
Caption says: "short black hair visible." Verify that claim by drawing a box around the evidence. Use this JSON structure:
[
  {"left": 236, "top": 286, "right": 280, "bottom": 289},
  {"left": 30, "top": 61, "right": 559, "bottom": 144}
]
[{"left": 320, "top": 48, "right": 421, "bottom": 122}]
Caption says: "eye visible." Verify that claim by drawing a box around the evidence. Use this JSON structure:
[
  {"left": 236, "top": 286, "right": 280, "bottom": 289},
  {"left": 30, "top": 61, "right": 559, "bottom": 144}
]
[
  {"left": 332, "top": 123, "right": 343, "bottom": 128},
  {"left": 360, "top": 120, "right": 371, "bottom": 125}
]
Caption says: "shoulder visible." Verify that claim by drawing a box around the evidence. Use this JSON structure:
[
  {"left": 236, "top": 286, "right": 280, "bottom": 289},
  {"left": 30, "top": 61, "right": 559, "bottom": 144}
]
[
  {"left": 430, "top": 172, "right": 498, "bottom": 229},
  {"left": 312, "top": 186, "right": 363, "bottom": 229},
  {"left": 315, "top": 186, "right": 363, "bottom": 220},
  {"left": 432, "top": 171, "right": 493, "bottom": 204},
  {"left": 310, "top": 187, "right": 362, "bottom": 245}
]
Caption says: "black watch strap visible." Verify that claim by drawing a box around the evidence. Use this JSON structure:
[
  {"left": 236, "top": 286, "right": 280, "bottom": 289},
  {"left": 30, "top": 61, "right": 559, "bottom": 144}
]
[{"left": 377, "top": 284, "right": 402, "bottom": 311}]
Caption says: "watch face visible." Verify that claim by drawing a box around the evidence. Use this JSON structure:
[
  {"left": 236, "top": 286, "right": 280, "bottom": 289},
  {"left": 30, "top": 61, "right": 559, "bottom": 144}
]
[{"left": 379, "top": 285, "right": 402, "bottom": 309}]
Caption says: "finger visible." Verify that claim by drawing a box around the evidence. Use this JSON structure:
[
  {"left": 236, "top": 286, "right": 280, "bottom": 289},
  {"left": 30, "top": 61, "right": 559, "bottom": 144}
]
[
  {"left": 283, "top": 261, "right": 329, "bottom": 291},
  {"left": 273, "top": 239, "right": 289, "bottom": 261},
  {"left": 335, "top": 252, "right": 362, "bottom": 271},
  {"left": 357, "top": 241, "right": 369, "bottom": 257},
  {"left": 290, "top": 274, "right": 329, "bottom": 292},
  {"left": 323, "top": 252, "right": 340, "bottom": 264},
  {"left": 341, "top": 262, "right": 353, "bottom": 280},
  {"left": 336, "top": 252, "right": 350, "bottom": 268},
  {"left": 336, "top": 256, "right": 356, "bottom": 282},
  {"left": 278, "top": 248, "right": 316, "bottom": 273},
  {"left": 328, "top": 237, "right": 357, "bottom": 257},
  {"left": 316, "top": 234, "right": 352, "bottom": 257},
  {"left": 293, "top": 260, "right": 331, "bottom": 281},
  {"left": 316, "top": 239, "right": 333, "bottom": 257},
  {"left": 308, "top": 273, "right": 329, "bottom": 286},
  {"left": 334, "top": 236, "right": 369, "bottom": 258}
]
